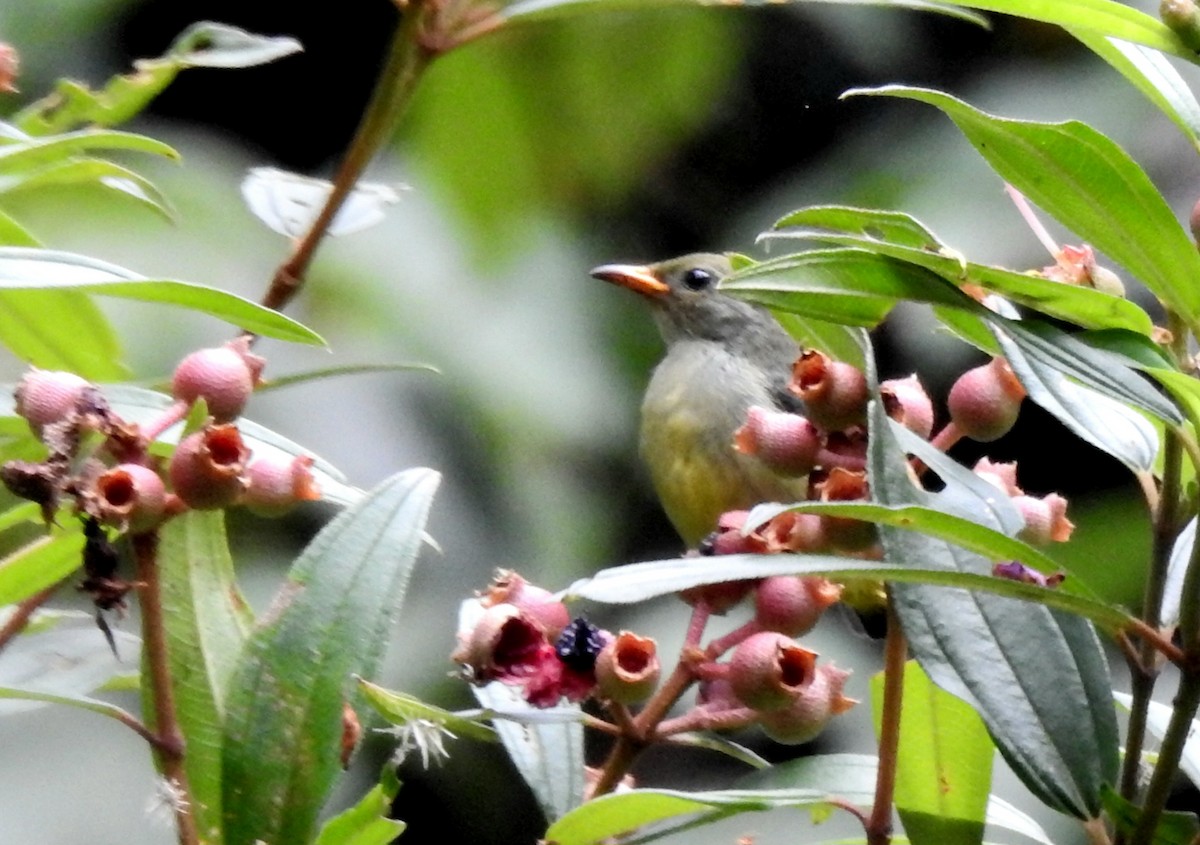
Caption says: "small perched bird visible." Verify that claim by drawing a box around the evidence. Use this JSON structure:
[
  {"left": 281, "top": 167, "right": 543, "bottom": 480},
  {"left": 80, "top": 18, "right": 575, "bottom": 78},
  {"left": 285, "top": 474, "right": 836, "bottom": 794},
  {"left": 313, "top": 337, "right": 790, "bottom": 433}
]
[{"left": 591, "top": 253, "right": 808, "bottom": 547}]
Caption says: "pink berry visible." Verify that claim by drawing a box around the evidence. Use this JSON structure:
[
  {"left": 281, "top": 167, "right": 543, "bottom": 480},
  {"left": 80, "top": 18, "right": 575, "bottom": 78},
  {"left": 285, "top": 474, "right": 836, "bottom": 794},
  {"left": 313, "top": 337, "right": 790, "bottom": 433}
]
[
  {"left": 171, "top": 338, "right": 265, "bottom": 422},
  {"left": 595, "top": 631, "right": 660, "bottom": 704},
  {"left": 789, "top": 351, "right": 868, "bottom": 432},
  {"left": 14, "top": 369, "right": 91, "bottom": 437},
  {"left": 94, "top": 463, "right": 167, "bottom": 533},
  {"left": 947, "top": 358, "right": 1026, "bottom": 443},
  {"left": 728, "top": 631, "right": 817, "bottom": 712},
  {"left": 169, "top": 424, "right": 250, "bottom": 510},
  {"left": 758, "top": 663, "right": 856, "bottom": 744},
  {"left": 243, "top": 454, "right": 321, "bottom": 517}
]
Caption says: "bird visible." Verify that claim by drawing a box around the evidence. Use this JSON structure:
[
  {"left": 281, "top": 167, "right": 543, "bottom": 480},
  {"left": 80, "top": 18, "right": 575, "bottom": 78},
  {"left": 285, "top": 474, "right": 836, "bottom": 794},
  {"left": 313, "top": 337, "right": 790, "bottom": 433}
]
[{"left": 590, "top": 253, "right": 809, "bottom": 548}]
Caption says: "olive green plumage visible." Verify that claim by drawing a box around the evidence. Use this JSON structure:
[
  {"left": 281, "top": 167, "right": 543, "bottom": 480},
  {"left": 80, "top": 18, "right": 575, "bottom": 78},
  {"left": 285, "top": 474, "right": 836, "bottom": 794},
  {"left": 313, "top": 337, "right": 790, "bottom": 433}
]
[{"left": 592, "top": 253, "right": 807, "bottom": 547}]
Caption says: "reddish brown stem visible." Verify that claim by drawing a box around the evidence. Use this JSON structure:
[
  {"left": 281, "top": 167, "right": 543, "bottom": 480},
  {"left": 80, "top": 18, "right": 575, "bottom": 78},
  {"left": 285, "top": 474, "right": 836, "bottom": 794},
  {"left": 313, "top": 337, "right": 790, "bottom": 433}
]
[
  {"left": 0, "top": 582, "right": 58, "bottom": 653},
  {"left": 133, "top": 533, "right": 199, "bottom": 845},
  {"left": 867, "top": 600, "right": 906, "bottom": 845}
]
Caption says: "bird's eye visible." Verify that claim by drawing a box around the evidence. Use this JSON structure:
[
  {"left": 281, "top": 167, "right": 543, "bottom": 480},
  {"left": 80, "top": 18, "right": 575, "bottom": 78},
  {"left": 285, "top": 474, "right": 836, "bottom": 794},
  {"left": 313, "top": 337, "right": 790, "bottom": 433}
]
[{"left": 682, "top": 267, "right": 715, "bottom": 291}]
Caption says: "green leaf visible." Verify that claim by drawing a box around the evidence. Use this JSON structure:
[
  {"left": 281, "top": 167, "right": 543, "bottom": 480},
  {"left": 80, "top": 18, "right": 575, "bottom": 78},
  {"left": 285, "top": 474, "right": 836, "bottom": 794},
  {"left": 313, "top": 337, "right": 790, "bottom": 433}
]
[
  {"left": 0, "top": 532, "right": 86, "bottom": 608},
  {"left": 773, "top": 313, "right": 871, "bottom": 370},
  {"left": 0, "top": 620, "right": 140, "bottom": 716},
  {"left": 0, "top": 129, "right": 178, "bottom": 173},
  {"left": 221, "top": 468, "right": 439, "bottom": 845},
  {"left": 990, "top": 319, "right": 1161, "bottom": 473},
  {"left": 500, "top": 0, "right": 989, "bottom": 26},
  {"left": 722, "top": 248, "right": 963, "bottom": 327},
  {"left": 869, "top": 401, "right": 1119, "bottom": 819},
  {"left": 313, "top": 765, "right": 405, "bottom": 845},
  {"left": 458, "top": 599, "right": 585, "bottom": 821},
  {"left": 357, "top": 678, "right": 497, "bottom": 742},
  {"left": 0, "top": 247, "right": 325, "bottom": 346},
  {"left": 544, "top": 786, "right": 842, "bottom": 845},
  {"left": 0, "top": 208, "right": 38, "bottom": 246},
  {"left": 13, "top": 23, "right": 300, "bottom": 135},
  {"left": 926, "top": 0, "right": 1194, "bottom": 59},
  {"left": 767, "top": 205, "right": 1154, "bottom": 334},
  {"left": 143, "top": 511, "right": 252, "bottom": 842},
  {"left": 561, "top": 552, "right": 1132, "bottom": 633},
  {"left": 847, "top": 86, "right": 1200, "bottom": 326},
  {"left": 257, "top": 362, "right": 439, "bottom": 394},
  {"left": 0, "top": 158, "right": 174, "bottom": 220},
  {"left": 0, "top": 289, "right": 126, "bottom": 379},
  {"left": 664, "top": 732, "right": 769, "bottom": 769},
  {"left": 1070, "top": 32, "right": 1200, "bottom": 151},
  {"left": 168, "top": 21, "right": 303, "bottom": 69},
  {"left": 1101, "top": 785, "right": 1200, "bottom": 845},
  {"left": 871, "top": 661, "right": 992, "bottom": 845}
]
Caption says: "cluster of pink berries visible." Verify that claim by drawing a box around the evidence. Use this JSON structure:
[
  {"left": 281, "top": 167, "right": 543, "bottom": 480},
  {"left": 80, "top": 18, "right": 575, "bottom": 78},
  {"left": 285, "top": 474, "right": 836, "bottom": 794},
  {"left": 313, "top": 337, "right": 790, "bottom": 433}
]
[
  {"left": 454, "top": 570, "right": 855, "bottom": 747},
  {"left": 3, "top": 338, "right": 320, "bottom": 537}
]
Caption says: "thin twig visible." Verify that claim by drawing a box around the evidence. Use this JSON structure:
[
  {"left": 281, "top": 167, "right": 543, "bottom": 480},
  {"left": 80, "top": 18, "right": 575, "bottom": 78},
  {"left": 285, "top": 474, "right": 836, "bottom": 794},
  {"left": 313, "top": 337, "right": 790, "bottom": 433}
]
[
  {"left": 133, "top": 532, "right": 199, "bottom": 845},
  {"left": 0, "top": 582, "right": 58, "bottom": 653},
  {"left": 866, "top": 599, "right": 906, "bottom": 845}
]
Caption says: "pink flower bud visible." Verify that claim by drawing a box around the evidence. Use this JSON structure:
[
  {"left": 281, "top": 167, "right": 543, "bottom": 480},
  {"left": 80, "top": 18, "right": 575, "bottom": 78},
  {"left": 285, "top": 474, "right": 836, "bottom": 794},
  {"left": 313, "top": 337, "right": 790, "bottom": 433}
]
[
  {"left": 169, "top": 424, "right": 250, "bottom": 510},
  {"left": 754, "top": 576, "right": 842, "bottom": 637},
  {"left": 1013, "top": 492, "right": 1074, "bottom": 544},
  {"left": 171, "top": 337, "right": 265, "bottom": 423},
  {"left": 94, "top": 463, "right": 167, "bottom": 533},
  {"left": 14, "top": 369, "right": 91, "bottom": 437},
  {"left": 789, "top": 351, "right": 868, "bottom": 432},
  {"left": 972, "top": 457, "right": 1023, "bottom": 496},
  {"left": 595, "top": 631, "right": 660, "bottom": 704},
  {"left": 880, "top": 374, "right": 934, "bottom": 439},
  {"left": 947, "top": 358, "right": 1025, "bottom": 442},
  {"left": 759, "top": 663, "right": 856, "bottom": 745},
  {"left": 242, "top": 453, "right": 321, "bottom": 517},
  {"left": 728, "top": 632, "right": 817, "bottom": 712},
  {"left": 733, "top": 407, "right": 821, "bottom": 476}
]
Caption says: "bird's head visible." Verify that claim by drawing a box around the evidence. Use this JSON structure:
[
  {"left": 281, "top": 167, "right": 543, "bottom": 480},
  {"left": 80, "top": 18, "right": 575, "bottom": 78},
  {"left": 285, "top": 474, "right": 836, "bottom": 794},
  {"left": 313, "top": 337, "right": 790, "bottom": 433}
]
[{"left": 590, "top": 253, "right": 776, "bottom": 349}]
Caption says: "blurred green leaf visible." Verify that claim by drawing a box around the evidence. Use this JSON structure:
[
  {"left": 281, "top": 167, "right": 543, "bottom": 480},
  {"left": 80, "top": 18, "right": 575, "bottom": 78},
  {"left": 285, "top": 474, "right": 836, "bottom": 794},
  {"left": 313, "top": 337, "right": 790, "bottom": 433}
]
[
  {"left": 931, "top": 0, "right": 1193, "bottom": 59},
  {"left": 0, "top": 288, "right": 125, "bottom": 379},
  {"left": 313, "top": 765, "right": 405, "bottom": 845},
  {"left": 768, "top": 205, "right": 1154, "bottom": 334},
  {"left": 1101, "top": 786, "right": 1200, "bottom": 845},
  {"left": 0, "top": 622, "right": 140, "bottom": 715},
  {"left": 724, "top": 248, "right": 962, "bottom": 327},
  {"left": 402, "top": 9, "right": 736, "bottom": 257},
  {"left": 0, "top": 209, "right": 38, "bottom": 246},
  {"left": 544, "top": 786, "right": 841, "bottom": 845},
  {"left": 773, "top": 314, "right": 870, "bottom": 369},
  {"left": 0, "top": 129, "right": 178, "bottom": 173},
  {"left": 0, "top": 158, "right": 174, "bottom": 220},
  {"left": 0, "top": 247, "right": 325, "bottom": 346},
  {"left": 849, "top": 86, "right": 1200, "bottom": 327},
  {"left": 664, "top": 732, "right": 769, "bottom": 769},
  {"left": 1070, "top": 33, "right": 1200, "bottom": 152},
  {"left": 258, "top": 362, "right": 439, "bottom": 394},
  {"left": 14, "top": 22, "right": 301, "bottom": 135},
  {"left": 500, "top": 0, "right": 990, "bottom": 23},
  {"left": 871, "top": 661, "right": 992, "bottom": 845},
  {"left": 144, "top": 511, "right": 252, "bottom": 843},
  {"left": 0, "top": 532, "right": 85, "bottom": 608},
  {"left": 221, "top": 468, "right": 439, "bottom": 845}
]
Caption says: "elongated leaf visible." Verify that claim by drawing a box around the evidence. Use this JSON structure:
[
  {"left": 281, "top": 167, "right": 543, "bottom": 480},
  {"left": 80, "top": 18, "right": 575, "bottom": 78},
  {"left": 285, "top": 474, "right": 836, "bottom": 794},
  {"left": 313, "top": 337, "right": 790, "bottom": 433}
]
[
  {"left": 544, "top": 786, "right": 840, "bottom": 845},
  {"left": 1070, "top": 33, "right": 1200, "bottom": 151},
  {"left": 562, "top": 552, "right": 1131, "bottom": 632},
  {"left": 500, "top": 0, "right": 990, "bottom": 25},
  {"left": 767, "top": 205, "right": 1153, "bottom": 334},
  {"left": 457, "top": 599, "right": 584, "bottom": 821},
  {"left": 0, "top": 288, "right": 125, "bottom": 379},
  {"left": 665, "top": 732, "right": 769, "bottom": 769},
  {"left": 928, "top": 0, "right": 1193, "bottom": 60},
  {"left": 869, "top": 401, "right": 1119, "bottom": 819},
  {"left": 848, "top": 86, "right": 1200, "bottom": 325},
  {"left": 0, "top": 622, "right": 140, "bottom": 715},
  {"left": 740, "top": 753, "right": 1054, "bottom": 845},
  {"left": 313, "top": 765, "right": 404, "bottom": 845},
  {"left": 0, "top": 208, "right": 38, "bottom": 246},
  {"left": 0, "top": 532, "right": 85, "bottom": 607},
  {"left": 169, "top": 22, "right": 303, "bottom": 69},
  {"left": 257, "top": 362, "right": 439, "bottom": 394},
  {"left": 722, "top": 248, "right": 963, "bottom": 327},
  {"left": 0, "top": 247, "right": 324, "bottom": 346},
  {"left": 774, "top": 312, "right": 871, "bottom": 369},
  {"left": 991, "top": 320, "right": 1161, "bottom": 473},
  {"left": 0, "top": 129, "right": 178, "bottom": 173},
  {"left": 1101, "top": 785, "right": 1200, "bottom": 845},
  {"left": 358, "top": 678, "right": 497, "bottom": 742},
  {"left": 221, "top": 468, "right": 439, "bottom": 845},
  {"left": 144, "top": 511, "right": 252, "bottom": 842},
  {"left": 871, "top": 661, "right": 992, "bottom": 845},
  {"left": 0, "top": 158, "right": 174, "bottom": 219}
]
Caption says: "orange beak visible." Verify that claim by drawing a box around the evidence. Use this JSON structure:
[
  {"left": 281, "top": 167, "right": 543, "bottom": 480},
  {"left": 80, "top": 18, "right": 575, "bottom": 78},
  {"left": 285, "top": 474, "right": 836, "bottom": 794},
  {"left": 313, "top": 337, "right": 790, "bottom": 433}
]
[{"left": 590, "top": 263, "right": 670, "bottom": 298}]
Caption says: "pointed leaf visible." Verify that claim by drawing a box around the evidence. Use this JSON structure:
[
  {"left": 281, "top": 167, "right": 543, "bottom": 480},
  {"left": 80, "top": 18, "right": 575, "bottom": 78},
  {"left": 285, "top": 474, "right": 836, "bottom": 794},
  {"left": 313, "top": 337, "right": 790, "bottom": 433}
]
[
  {"left": 0, "top": 158, "right": 174, "bottom": 219},
  {"left": 457, "top": 599, "right": 584, "bottom": 821},
  {"left": 1070, "top": 33, "right": 1200, "bottom": 151},
  {"left": 357, "top": 678, "right": 497, "bottom": 742},
  {"left": 169, "top": 22, "right": 303, "bottom": 69},
  {"left": 722, "top": 248, "right": 962, "bottom": 327},
  {"left": 221, "top": 469, "right": 439, "bottom": 845},
  {"left": 0, "top": 129, "right": 178, "bottom": 173},
  {"left": 871, "top": 660, "right": 992, "bottom": 845},
  {"left": 0, "top": 247, "right": 324, "bottom": 345},
  {"left": 144, "top": 511, "right": 252, "bottom": 841},
  {"left": 870, "top": 400, "right": 1119, "bottom": 818},
  {"left": 0, "top": 288, "right": 124, "bottom": 379},
  {"left": 847, "top": 86, "right": 1200, "bottom": 325},
  {"left": 499, "top": 0, "right": 989, "bottom": 24},
  {"left": 0, "top": 532, "right": 86, "bottom": 607},
  {"left": 313, "top": 765, "right": 404, "bottom": 845}
]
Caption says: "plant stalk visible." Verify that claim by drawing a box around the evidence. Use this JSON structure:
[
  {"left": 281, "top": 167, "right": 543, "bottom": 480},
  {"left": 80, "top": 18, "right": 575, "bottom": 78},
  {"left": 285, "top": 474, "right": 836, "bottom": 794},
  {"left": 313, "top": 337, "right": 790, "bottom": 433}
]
[
  {"left": 867, "top": 598, "right": 906, "bottom": 845},
  {"left": 134, "top": 532, "right": 199, "bottom": 845},
  {"left": 259, "top": 5, "right": 434, "bottom": 314}
]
